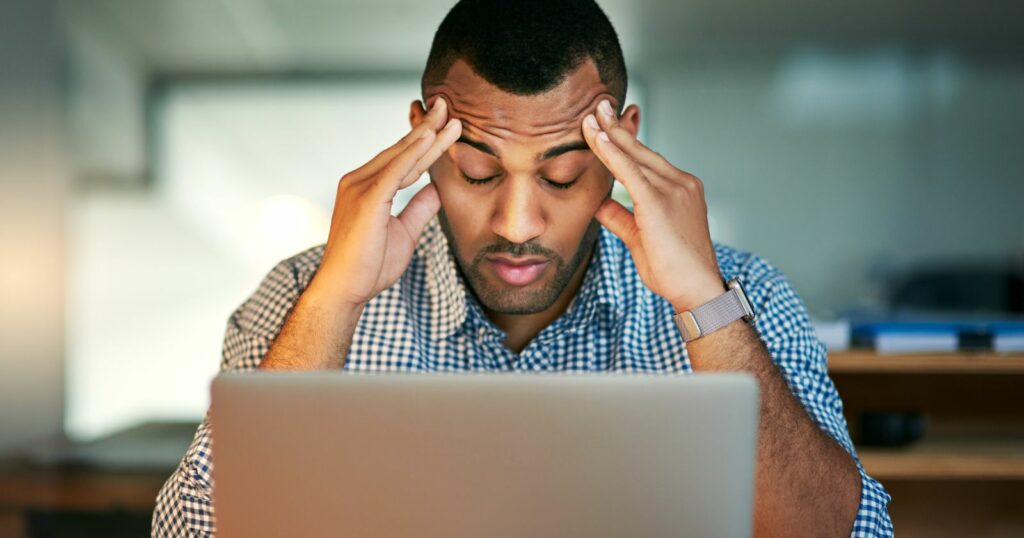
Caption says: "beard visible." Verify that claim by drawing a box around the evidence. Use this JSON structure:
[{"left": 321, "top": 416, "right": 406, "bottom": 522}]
[{"left": 438, "top": 209, "right": 600, "bottom": 315}]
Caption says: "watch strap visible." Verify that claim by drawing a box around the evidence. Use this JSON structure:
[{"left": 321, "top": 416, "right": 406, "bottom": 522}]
[{"left": 674, "top": 281, "right": 753, "bottom": 342}]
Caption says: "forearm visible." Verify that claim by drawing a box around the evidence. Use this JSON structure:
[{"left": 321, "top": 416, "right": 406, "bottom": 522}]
[
  {"left": 260, "top": 284, "right": 364, "bottom": 371},
  {"left": 687, "top": 321, "right": 861, "bottom": 537}
]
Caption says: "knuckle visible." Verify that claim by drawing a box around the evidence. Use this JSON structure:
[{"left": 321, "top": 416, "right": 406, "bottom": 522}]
[
  {"left": 665, "top": 185, "right": 685, "bottom": 200},
  {"left": 681, "top": 173, "right": 701, "bottom": 190},
  {"left": 336, "top": 178, "right": 351, "bottom": 197}
]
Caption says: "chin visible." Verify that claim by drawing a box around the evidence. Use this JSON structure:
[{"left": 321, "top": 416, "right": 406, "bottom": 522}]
[{"left": 472, "top": 276, "right": 561, "bottom": 316}]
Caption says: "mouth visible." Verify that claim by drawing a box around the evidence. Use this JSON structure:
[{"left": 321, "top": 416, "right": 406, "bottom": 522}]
[{"left": 485, "top": 255, "right": 550, "bottom": 287}]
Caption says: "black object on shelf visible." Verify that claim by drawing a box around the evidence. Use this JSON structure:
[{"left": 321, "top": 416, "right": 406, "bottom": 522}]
[
  {"left": 889, "top": 264, "right": 1023, "bottom": 314},
  {"left": 859, "top": 411, "right": 927, "bottom": 447}
]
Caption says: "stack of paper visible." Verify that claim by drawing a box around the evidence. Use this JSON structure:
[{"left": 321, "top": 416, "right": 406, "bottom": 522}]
[
  {"left": 848, "top": 317, "right": 1024, "bottom": 354},
  {"left": 812, "top": 319, "right": 851, "bottom": 351},
  {"left": 993, "top": 323, "right": 1024, "bottom": 353},
  {"left": 866, "top": 323, "right": 960, "bottom": 354}
]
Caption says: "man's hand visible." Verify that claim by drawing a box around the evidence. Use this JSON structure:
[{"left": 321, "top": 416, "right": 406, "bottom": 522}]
[
  {"left": 307, "top": 98, "right": 462, "bottom": 309},
  {"left": 582, "top": 99, "right": 724, "bottom": 313},
  {"left": 261, "top": 98, "right": 461, "bottom": 370}
]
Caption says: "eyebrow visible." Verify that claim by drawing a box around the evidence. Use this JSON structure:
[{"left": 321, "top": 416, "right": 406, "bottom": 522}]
[
  {"left": 540, "top": 141, "right": 590, "bottom": 161},
  {"left": 456, "top": 136, "right": 590, "bottom": 162},
  {"left": 457, "top": 136, "right": 497, "bottom": 157}
]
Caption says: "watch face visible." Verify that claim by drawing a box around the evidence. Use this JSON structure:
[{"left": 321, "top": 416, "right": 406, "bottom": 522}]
[{"left": 729, "top": 278, "right": 756, "bottom": 322}]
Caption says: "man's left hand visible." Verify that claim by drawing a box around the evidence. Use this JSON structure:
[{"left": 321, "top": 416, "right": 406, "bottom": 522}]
[{"left": 582, "top": 99, "right": 725, "bottom": 313}]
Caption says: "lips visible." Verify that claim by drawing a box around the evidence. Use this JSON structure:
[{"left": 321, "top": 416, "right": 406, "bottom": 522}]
[{"left": 486, "top": 255, "right": 549, "bottom": 286}]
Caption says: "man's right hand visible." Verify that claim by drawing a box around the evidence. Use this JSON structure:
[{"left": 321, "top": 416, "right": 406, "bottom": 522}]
[
  {"left": 260, "top": 98, "right": 460, "bottom": 370},
  {"left": 306, "top": 98, "right": 462, "bottom": 310}
]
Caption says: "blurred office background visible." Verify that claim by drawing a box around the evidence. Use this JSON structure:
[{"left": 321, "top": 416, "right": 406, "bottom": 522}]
[{"left": 1, "top": 0, "right": 1022, "bottom": 536}]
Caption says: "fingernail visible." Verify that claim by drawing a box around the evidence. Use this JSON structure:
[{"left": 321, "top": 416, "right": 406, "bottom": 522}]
[
  {"left": 598, "top": 100, "right": 615, "bottom": 118},
  {"left": 598, "top": 131, "right": 610, "bottom": 143},
  {"left": 584, "top": 114, "right": 599, "bottom": 130}
]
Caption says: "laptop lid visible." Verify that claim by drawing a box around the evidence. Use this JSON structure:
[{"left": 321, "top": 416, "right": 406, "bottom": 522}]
[{"left": 211, "top": 372, "right": 758, "bottom": 538}]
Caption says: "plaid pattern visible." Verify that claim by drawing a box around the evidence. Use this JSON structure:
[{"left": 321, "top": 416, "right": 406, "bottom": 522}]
[{"left": 153, "top": 217, "right": 892, "bottom": 537}]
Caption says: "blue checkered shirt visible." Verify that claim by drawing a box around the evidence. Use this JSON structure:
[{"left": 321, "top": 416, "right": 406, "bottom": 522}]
[{"left": 153, "top": 217, "right": 893, "bottom": 537}]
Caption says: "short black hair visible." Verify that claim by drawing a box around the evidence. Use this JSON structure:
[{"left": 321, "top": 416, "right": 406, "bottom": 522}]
[{"left": 422, "top": 0, "right": 627, "bottom": 106}]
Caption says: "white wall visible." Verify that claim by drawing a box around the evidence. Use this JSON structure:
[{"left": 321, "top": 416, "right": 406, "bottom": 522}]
[
  {"left": 641, "top": 51, "right": 1024, "bottom": 315},
  {"left": 65, "top": 82, "right": 417, "bottom": 439},
  {"left": 0, "top": 0, "right": 67, "bottom": 454}
]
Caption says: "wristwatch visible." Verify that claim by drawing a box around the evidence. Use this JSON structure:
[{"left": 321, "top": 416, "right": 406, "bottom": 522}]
[{"left": 673, "top": 278, "right": 756, "bottom": 342}]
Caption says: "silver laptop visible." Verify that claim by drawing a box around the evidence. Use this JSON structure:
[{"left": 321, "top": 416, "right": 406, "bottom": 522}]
[{"left": 210, "top": 372, "right": 758, "bottom": 538}]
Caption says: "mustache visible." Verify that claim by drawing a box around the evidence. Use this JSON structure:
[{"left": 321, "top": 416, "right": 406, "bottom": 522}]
[{"left": 474, "top": 240, "right": 559, "bottom": 263}]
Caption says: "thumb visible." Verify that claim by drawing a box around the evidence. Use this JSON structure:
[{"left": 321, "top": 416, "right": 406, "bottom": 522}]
[
  {"left": 397, "top": 182, "right": 441, "bottom": 240},
  {"left": 595, "top": 198, "right": 639, "bottom": 249}
]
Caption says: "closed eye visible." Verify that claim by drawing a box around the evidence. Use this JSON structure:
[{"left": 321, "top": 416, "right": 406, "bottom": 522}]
[
  {"left": 461, "top": 171, "right": 581, "bottom": 189},
  {"left": 462, "top": 172, "right": 498, "bottom": 185},
  {"left": 543, "top": 175, "right": 581, "bottom": 190}
]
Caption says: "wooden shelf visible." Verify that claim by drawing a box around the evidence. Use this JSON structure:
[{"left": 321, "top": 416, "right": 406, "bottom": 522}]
[
  {"left": 831, "top": 350, "right": 1024, "bottom": 534},
  {"left": 828, "top": 351, "right": 1024, "bottom": 374},
  {"left": 0, "top": 467, "right": 168, "bottom": 511},
  {"left": 859, "top": 436, "right": 1024, "bottom": 480}
]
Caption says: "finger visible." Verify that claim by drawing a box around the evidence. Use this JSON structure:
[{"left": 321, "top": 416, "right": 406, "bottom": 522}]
[
  {"left": 594, "top": 100, "right": 679, "bottom": 180},
  {"left": 582, "top": 114, "right": 650, "bottom": 202},
  {"left": 594, "top": 197, "right": 640, "bottom": 250},
  {"left": 347, "top": 98, "right": 449, "bottom": 183},
  {"left": 399, "top": 118, "right": 462, "bottom": 189},
  {"left": 397, "top": 182, "right": 441, "bottom": 240},
  {"left": 369, "top": 129, "right": 436, "bottom": 199}
]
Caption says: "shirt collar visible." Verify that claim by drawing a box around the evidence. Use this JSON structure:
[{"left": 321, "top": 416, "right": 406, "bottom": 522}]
[
  {"left": 592, "top": 225, "right": 626, "bottom": 318},
  {"left": 407, "top": 217, "right": 626, "bottom": 342},
  {"left": 407, "top": 217, "right": 468, "bottom": 341}
]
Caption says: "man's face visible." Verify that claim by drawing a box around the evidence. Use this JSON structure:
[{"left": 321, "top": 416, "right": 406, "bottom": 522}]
[{"left": 415, "top": 59, "right": 637, "bottom": 315}]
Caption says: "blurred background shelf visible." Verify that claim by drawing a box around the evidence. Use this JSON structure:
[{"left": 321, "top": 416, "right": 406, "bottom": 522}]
[
  {"left": 859, "top": 436, "right": 1024, "bottom": 480},
  {"left": 829, "top": 351, "right": 1024, "bottom": 374},
  {"left": 831, "top": 351, "right": 1024, "bottom": 536}
]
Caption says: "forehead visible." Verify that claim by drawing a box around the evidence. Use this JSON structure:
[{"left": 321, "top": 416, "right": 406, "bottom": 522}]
[{"left": 425, "top": 59, "right": 617, "bottom": 153}]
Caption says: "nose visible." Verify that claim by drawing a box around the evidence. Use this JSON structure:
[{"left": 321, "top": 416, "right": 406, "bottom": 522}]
[{"left": 490, "top": 176, "right": 546, "bottom": 245}]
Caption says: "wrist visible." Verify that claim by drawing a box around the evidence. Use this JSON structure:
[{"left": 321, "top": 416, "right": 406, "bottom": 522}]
[
  {"left": 304, "top": 274, "right": 369, "bottom": 315},
  {"left": 669, "top": 277, "right": 727, "bottom": 314}
]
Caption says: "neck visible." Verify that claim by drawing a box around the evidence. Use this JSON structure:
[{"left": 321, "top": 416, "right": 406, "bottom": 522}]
[{"left": 485, "top": 247, "right": 595, "bottom": 354}]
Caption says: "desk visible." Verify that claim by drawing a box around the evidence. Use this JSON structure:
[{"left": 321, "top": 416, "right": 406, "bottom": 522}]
[{"left": 0, "top": 422, "right": 195, "bottom": 538}]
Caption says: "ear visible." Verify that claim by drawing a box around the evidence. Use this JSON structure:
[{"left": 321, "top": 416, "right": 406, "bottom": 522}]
[
  {"left": 619, "top": 104, "right": 641, "bottom": 138},
  {"left": 409, "top": 99, "right": 428, "bottom": 130}
]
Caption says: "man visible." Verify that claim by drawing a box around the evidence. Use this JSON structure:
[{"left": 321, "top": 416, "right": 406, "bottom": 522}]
[{"left": 153, "top": 0, "right": 892, "bottom": 536}]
